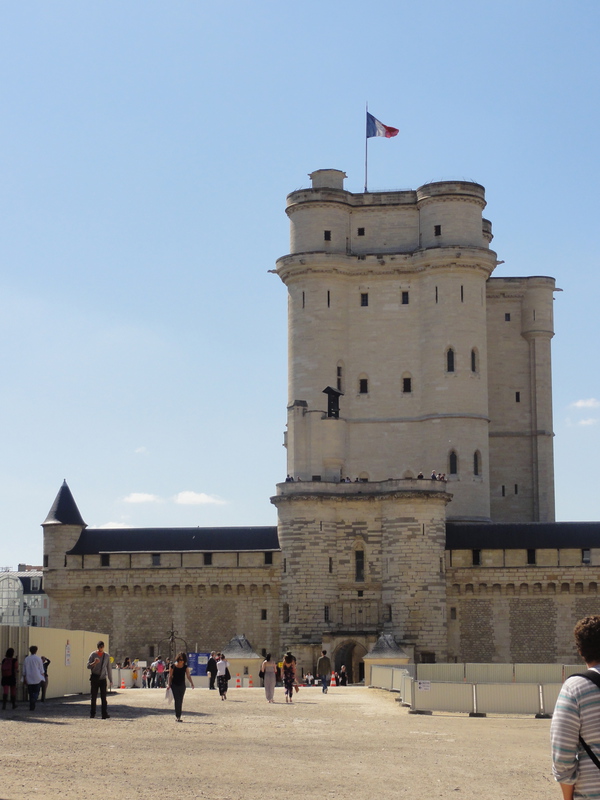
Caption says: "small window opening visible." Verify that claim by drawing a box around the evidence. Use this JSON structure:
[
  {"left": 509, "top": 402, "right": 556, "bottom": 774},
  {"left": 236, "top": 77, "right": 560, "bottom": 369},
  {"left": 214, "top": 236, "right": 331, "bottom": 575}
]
[
  {"left": 337, "top": 365, "right": 343, "bottom": 392},
  {"left": 324, "top": 605, "right": 330, "bottom": 622},
  {"left": 472, "top": 549, "right": 481, "bottom": 566},
  {"left": 360, "top": 293, "right": 369, "bottom": 307},
  {"left": 327, "top": 290, "right": 330, "bottom": 308},
  {"left": 283, "top": 558, "right": 286, "bottom": 573},
  {"left": 357, "top": 227, "right": 365, "bottom": 236},
  {"left": 359, "top": 378, "right": 368, "bottom": 394},
  {"left": 329, "top": 557, "right": 333, "bottom": 574},
  {"left": 473, "top": 451, "right": 480, "bottom": 476},
  {"left": 527, "top": 549, "right": 536, "bottom": 565},
  {"left": 502, "top": 485, "right": 506, "bottom": 497},
  {"left": 283, "top": 603, "right": 290, "bottom": 623},
  {"left": 302, "top": 291, "right": 305, "bottom": 309},
  {"left": 152, "top": 554, "right": 161, "bottom": 567},
  {"left": 450, "top": 607, "right": 457, "bottom": 620},
  {"left": 384, "top": 604, "right": 392, "bottom": 622},
  {"left": 101, "top": 554, "right": 110, "bottom": 567},
  {"left": 505, "top": 313, "right": 511, "bottom": 321},
  {"left": 434, "top": 225, "right": 442, "bottom": 236},
  {"left": 203, "top": 552, "right": 213, "bottom": 566},
  {"left": 261, "top": 609, "right": 267, "bottom": 620},
  {"left": 446, "top": 348, "right": 455, "bottom": 373},
  {"left": 324, "top": 230, "right": 331, "bottom": 241},
  {"left": 403, "top": 377, "right": 412, "bottom": 393},
  {"left": 449, "top": 451, "right": 458, "bottom": 475},
  {"left": 583, "top": 549, "right": 591, "bottom": 565},
  {"left": 401, "top": 291, "right": 409, "bottom": 305},
  {"left": 515, "top": 392, "right": 520, "bottom": 402},
  {"left": 264, "top": 552, "right": 273, "bottom": 565},
  {"left": 357, "top": 590, "right": 363, "bottom": 597},
  {"left": 461, "top": 285, "right": 464, "bottom": 302},
  {"left": 514, "top": 484, "right": 519, "bottom": 495},
  {"left": 355, "top": 550, "right": 365, "bottom": 582},
  {"left": 471, "top": 349, "right": 477, "bottom": 373}
]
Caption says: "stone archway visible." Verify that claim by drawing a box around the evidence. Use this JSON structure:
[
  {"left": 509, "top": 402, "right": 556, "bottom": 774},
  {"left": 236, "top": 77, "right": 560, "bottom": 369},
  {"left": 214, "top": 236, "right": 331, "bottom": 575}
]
[{"left": 333, "top": 640, "right": 368, "bottom": 684}]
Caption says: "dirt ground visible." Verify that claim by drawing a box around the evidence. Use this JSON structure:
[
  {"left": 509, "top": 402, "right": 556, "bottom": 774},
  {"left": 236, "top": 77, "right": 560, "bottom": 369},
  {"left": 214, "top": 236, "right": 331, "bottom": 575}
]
[{"left": 0, "top": 685, "right": 558, "bottom": 800}]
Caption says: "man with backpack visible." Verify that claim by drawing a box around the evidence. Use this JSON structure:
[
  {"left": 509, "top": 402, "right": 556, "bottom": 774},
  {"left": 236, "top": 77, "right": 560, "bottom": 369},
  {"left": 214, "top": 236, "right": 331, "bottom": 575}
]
[{"left": 551, "top": 615, "right": 600, "bottom": 799}]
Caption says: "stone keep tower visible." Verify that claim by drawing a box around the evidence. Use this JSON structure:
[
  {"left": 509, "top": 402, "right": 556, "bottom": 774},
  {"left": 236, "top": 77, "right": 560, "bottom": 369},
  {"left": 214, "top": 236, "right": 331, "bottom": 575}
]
[{"left": 272, "top": 168, "right": 556, "bottom": 668}]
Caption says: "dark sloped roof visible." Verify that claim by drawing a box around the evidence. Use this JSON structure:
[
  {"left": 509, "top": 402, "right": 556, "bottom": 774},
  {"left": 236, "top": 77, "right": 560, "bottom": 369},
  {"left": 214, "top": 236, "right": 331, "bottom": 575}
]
[
  {"left": 67, "top": 526, "right": 279, "bottom": 555},
  {"left": 446, "top": 521, "right": 600, "bottom": 550},
  {"left": 43, "top": 481, "right": 86, "bottom": 527}
]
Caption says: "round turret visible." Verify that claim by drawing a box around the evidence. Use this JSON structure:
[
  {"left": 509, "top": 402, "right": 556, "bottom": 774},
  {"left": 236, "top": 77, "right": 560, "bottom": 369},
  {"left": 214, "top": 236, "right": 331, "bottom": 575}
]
[{"left": 417, "top": 181, "right": 487, "bottom": 249}]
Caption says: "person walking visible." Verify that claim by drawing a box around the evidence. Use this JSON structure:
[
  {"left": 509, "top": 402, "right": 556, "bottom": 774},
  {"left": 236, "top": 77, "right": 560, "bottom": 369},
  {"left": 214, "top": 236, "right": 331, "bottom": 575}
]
[
  {"left": 87, "top": 640, "right": 113, "bottom": 719},
  {"left": 316, "top": 650, "right": 331, "bottom": 694},
  {"left": 282, "top": 652, "right": 296, "bottom": 704},
  {"left": 167, "top": 652, "right": 194, "bottom": 722},
  {"left": 22, "top": 645, "right": 46, "bottom": 711},
  {"left": 206, "top": 651, "right": 218, "bottom": 690},
  {"left": 1, "top": 648, "right": 18, "bottom": 710},
  {"left": 216, "top": 653, "right": 230, "bottom": 700},
  {"left": 261, "top": 653, "right": 278, "bottom": 703}
]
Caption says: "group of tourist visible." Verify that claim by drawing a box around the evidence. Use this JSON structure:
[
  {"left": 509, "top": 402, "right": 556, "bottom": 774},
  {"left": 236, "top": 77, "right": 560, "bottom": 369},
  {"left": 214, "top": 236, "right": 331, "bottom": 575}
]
[{"left": 2, "top": 646, "right": 50, "bottom": 711}]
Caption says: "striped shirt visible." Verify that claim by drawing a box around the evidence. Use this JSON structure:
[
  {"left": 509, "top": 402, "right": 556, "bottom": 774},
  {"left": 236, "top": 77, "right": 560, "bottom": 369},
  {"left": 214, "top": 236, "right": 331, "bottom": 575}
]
[{"left": 551, "top": 669, "right": 600, "bottom": 799}]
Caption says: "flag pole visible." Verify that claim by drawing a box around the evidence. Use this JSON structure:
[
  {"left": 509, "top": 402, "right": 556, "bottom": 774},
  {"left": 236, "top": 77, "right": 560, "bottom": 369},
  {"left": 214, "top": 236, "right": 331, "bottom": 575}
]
[{"left": 364, "top": 101, "right": 369, "bottom": 193}]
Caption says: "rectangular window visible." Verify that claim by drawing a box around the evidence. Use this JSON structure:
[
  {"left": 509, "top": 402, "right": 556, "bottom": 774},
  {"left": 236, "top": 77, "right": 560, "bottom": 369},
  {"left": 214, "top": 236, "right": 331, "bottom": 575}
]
[
  {"left": 283, "top": 558, "right": 286, "bottom": 573},
  {"left": 472, "top": 549, "right": 481, "bottom": 566},
  {"left": 324, "top": 605, "right": 330, "bottom": 622},
  {"left": 261, "top": 609, "right": 267, "bottom": 620},
  {"left": 329, "top": 557, "right": 333, "bottom": 574},
  {"left": 324, "top": 230, "right": 331, "bottom": 241},
  {"left": 355, "top": 550, "right": 365, "bottom": 582},
  {"left": 583, "top": 549, "right": 591, "bottom": 565},
  {"left": 401, "top": 291, "right": 409, "bottom": 305},
  {"left": 357, "top": 227, "right": 365, "bottom": 236},
  {"left": 502, "top": 485, "right": 506, "bottom": 497},
  {"left": 527, "top": 549, "right": 536, "bottom": 565},
  {"left": 203, "top": 552, "right": 213, "bottom": 566},
  {"left": 264, "top": 552, "right": 273, "bottom": 565},
  {"left": 514, "top": 484, "right": 519, "bottom": 495},
  {"left": 360, "top": 293, "right": 369, "bottom": 307},
  {"left": 434, "top": 225, "right": 442, "bottom": 236},
  {"left": 450, "top": 607, "right": 457, "bottom": 620},
  {"left": 515, "top": 392, "right": 520, "bottom": 402},
  {"left": 384, "top": 604, "right": 392, "bottom": 622},
  {"left": 101, "top": 554, "right": 110, "bottom": 567},
  {"left": 152, "top": 554, "right": 161, "bottom": 567},
  {"left": 357, "top": 590, "right": 364, "bottom": 597},
  {"left": 359, "top": 378, "right": 368, "bottom": 394},
  {"left": 43, "top": 555, "right": 48, "bottom": 568},
  {"left": 403, "top": 377, "right": 412, "bottom": 393},
  {"left": 505, "top": 313, "right": 511, "bottom": 321}
]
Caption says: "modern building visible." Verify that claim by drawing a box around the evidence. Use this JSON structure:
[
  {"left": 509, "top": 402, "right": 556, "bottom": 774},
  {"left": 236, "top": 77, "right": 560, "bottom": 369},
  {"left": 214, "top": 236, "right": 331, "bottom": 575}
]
[{"left": 0, "top": 566, "right": 48, "bottom": 627}]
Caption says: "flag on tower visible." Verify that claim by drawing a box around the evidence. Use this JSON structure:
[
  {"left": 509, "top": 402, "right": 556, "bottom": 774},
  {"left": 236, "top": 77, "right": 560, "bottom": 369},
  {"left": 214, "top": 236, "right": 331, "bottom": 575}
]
[{"left": 366, "top": 112, "right": 399, "bottom": 139}]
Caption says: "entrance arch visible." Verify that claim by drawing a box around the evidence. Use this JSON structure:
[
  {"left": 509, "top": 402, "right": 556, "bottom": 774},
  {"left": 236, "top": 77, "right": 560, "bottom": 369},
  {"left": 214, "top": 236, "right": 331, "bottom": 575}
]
[{"left": 333, "top": 640, "right": 368, "bottom": 684}]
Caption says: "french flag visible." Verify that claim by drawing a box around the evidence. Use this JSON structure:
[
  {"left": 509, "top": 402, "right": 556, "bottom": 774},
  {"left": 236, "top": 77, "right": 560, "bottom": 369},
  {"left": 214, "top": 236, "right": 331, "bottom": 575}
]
[{"left": 366, "top": 112, "right": 399, "bottom": 139}]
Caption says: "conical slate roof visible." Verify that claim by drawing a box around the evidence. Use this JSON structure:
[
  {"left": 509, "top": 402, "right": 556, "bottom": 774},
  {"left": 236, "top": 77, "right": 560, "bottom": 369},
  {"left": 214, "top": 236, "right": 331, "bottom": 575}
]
[
  {"left": 43, "top": 480, "right": 86, "bottom": 527},
  {"left": 221, "top": 635, "right": 261, "bottom": 659},
  {"left": 366, "top": 634, "right": 410, "bottom": 659}
]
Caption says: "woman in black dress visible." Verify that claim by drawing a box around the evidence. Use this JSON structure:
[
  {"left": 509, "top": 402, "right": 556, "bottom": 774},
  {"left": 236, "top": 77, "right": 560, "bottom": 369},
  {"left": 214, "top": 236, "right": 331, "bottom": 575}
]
[
  {"left": 1, "top": 648, "right": 18, "bottom": 709},
  {"left": 167, "top": 652, "right": 195, "bottom": 722}
]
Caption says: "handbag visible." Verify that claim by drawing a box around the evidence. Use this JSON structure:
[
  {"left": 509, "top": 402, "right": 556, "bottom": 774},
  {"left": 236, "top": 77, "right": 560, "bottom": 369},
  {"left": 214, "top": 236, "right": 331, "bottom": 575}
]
[
  {"left": 225, "top": 668, "right": 231, "bottom": 682},
  {"left": 259, "top": 669, "right": 265, "bottom": 679},
  {"left": 165, "top": 687, "right": 173, "bottom": 704}
]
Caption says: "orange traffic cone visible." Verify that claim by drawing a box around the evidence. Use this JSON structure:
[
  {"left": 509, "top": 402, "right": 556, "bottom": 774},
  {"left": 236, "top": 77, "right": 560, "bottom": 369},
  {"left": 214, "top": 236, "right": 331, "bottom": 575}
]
[
  {"left": 330, "top": 671, "right": 337, "bottom": 687},
  {"left": 248, "top": 674, "right": 253, "bottom": 688},
  {"left": 120, "top": 679, "right": 125, "bottom": 689},
  {"left": 235, "top": 673, "right": 241, "bottom": 688}
]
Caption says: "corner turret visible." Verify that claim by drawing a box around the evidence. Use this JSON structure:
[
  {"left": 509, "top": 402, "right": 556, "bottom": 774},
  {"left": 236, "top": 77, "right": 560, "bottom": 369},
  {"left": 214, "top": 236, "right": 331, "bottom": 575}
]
[{"left": 42, "top": 480, "right": 86, "bottom": 571}]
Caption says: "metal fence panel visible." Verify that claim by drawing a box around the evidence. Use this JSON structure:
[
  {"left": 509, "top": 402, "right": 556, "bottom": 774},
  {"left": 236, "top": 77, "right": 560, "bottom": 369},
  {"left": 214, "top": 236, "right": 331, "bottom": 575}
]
[
  {"left": 542, "top": 684, "right": 563, "bottom": 716},
  {"left": 391, "top": 668, "right": 408, "bottom": 692},
  {"left": 476, "top": 683, "right": 540, "bottom": 714},
  {"left": 417, "top": 664, "right": 465, "bottom": 682},
  {"left": 514, "top": 664, "right": 563, "bottom": 683},
  {"left": 466, "top": 663, "right": 514, "bottom": 683},
  {"left": 370, "top": 665, "right": 394, "bottom": 690},
  {"left": 564, "top": 664, "right": 586, "bottom": 679},
  {"left": 412, "top": 680, "right": 474, "bottom": 713}
]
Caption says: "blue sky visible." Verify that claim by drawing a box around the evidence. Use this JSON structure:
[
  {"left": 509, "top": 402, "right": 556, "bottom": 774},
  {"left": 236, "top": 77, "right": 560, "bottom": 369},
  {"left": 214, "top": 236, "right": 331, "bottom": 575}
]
[{"left": 0, "top": 1, "right": 599, "bottom": 568}]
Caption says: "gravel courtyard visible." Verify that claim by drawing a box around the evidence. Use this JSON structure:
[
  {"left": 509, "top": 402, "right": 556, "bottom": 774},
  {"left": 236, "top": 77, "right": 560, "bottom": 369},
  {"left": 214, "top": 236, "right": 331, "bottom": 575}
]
[{"left": 0, "top": 685, "right": 556, "bottom": 799}]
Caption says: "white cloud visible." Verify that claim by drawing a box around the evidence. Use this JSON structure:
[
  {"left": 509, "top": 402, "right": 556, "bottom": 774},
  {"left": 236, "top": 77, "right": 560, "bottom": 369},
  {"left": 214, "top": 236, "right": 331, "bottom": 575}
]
[
  {"left": 173, "top": 491, "right": 226, "bottom": 506},
  {"left": 134, "top": 446, "right": 148, "bottom": 455},
  {"left": 123, "top": 492, "right": 162, "bottom": 504},
  {"left": 98, "top": 521, "right": 134, "bottom": 529},
  {"left": 571, "top": 398, "right": 600, "bottom": 409},
  {"left": 579, "top": 418, "right": 598, "bottom": 426}
]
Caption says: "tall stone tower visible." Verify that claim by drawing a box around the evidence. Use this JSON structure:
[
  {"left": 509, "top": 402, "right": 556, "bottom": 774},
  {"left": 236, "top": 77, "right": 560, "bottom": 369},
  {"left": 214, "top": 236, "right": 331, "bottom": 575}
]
[{"left": 272, "top": 169, "right": 556, "bottom": 670}]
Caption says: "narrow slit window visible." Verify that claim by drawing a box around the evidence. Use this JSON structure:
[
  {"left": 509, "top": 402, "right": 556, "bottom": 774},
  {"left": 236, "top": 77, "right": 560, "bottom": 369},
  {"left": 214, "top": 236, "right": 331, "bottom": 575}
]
[
  {"left": 449, "top": 451, "right": 458, "bottom": 475},
  {"left": 324, "top": 605, "right": 330, "bottom": 622},
  {"left": 435, "top": 286, "right": 438, "bottom": 303},
  {"left": 446, "top": 348, "right": 455, "bottom": 373},
  {"left": 473, "top": 451, "right": 480, "bottom": 476},
  {"left": 471, "top": 349, "right": 477, "bottom": 373},
  {"left": 472, "top": 549, "right": 481, "bottom": 566},
  {"left": 514, "top": 484, "right": 519, "bottom": 495},
  {"left": 261, "top": 609, "right": 267, "bottom": 620},
  {"left": 502, "top": 485, "right": 506, "bottom": 497},
  {"left": 516, "top": 392, "right": 520, "bottom": 402},
  {"left": 302, "top": 291, "right": 305, "bottom": 309},
  {"left": 461, "top": 285, "right": 464, "bottom": 302},
  {"left": 355, "top": 550, "right": 365, "bottom": 582},
  {"left": 403, "top": 377, "right": 412, "bottom": 393}
]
